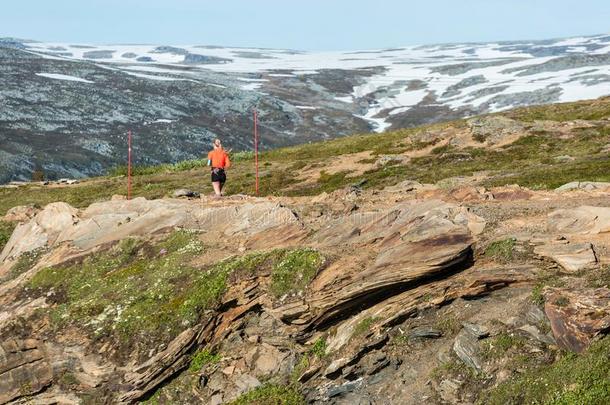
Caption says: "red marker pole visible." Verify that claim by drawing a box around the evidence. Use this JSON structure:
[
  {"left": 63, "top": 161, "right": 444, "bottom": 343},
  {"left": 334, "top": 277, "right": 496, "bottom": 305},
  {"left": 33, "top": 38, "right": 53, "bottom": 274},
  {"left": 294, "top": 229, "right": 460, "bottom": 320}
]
[
  {"left": 127, "top": 130, "right": 132, "bottom": 200},
  {"left": 253, "top": 109, "right": 259, "bottom": 196}
]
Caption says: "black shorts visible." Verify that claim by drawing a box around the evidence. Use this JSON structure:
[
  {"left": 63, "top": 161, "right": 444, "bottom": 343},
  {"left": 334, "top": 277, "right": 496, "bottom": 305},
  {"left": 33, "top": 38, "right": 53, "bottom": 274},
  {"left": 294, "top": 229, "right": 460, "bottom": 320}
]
[{"left": 211, "top": 168, "right": 226, "bottom": 184}]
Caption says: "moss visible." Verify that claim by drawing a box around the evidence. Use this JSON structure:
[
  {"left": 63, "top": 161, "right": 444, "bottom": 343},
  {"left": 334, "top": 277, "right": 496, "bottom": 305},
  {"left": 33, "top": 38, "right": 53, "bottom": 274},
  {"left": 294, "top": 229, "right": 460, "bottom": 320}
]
[
  {"left": 315, "top": 170, "right": 353, "bottom": 193},
  {"left": 28, "top": 232, "right": 211, "bottom": 351},
  {"left": 269, "top": 248, "right": 325, "bottom": 298},
  {"left": 189, "top": 348, "right": 221, "bottom": 373},
  {"left": 482, "top": 333, "right": 526, "bottom": 360},
  {"left": 482, "top": 336, "right": 610, "bottom": 405},
  {"left": 435, "top": 314, "right": 461, "bottom": 336},
  {"left": 352, "top": 317, "right": 378, "bottom": 338},
  {"left": 485, "top": 238, "right": 516, "bottom": 263},
  {"left": 431, "top": 144, "right": 453, "bottom": 155},
  {"left": 228, "top": 383, "right": 305, "bottom": 405}
]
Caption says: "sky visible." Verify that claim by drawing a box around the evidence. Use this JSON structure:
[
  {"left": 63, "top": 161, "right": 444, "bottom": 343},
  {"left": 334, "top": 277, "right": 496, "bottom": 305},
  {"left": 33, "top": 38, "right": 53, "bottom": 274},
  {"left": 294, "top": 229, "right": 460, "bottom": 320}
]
[{"left": 2, "top": 0, "right": 609, "bottom": 50}]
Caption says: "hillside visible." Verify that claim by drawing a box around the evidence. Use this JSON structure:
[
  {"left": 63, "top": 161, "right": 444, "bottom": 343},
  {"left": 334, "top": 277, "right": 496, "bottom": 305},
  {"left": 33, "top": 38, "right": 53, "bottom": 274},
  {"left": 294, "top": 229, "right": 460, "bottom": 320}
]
[
  {"left": 1, "top": 99, "right": 610, "bottom": 404},
  {"left": 1, "top": 34, "right": 610, "bottom": 182}
]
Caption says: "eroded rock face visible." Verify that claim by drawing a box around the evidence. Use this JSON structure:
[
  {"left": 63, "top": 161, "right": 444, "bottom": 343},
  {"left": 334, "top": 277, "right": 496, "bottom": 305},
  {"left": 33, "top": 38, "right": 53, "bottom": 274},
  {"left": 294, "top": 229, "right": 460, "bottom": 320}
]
[
  {"left": 293, "top": 200, "right": 482, "bottom": 328},
  {"left": 0, "top": 338, "right": 53, "bottom": 404},
  {"left": 544, "top": 287, "right": 610, "bottom": 353}
]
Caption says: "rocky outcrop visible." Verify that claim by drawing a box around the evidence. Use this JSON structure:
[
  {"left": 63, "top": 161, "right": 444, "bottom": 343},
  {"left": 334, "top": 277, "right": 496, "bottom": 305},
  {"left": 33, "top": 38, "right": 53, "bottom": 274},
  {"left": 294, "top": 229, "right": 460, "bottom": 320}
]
[
  {"left": 544, "top": 287, "right": 610, "bottom": 353},
  {"left": 0, "top": 198, "right": 303, "bottom": 262},
  {"left": 555, "top": 181, "right": 610, "bottom": 192},
  {"left": 283, "top": 200, "right": 483, "bottom": 329},
  {"left": 534, "top": 242, "right": 597, "bottom": 272},
  {"left": 547, "top": 206, "right": 610, "bottom": 235}
]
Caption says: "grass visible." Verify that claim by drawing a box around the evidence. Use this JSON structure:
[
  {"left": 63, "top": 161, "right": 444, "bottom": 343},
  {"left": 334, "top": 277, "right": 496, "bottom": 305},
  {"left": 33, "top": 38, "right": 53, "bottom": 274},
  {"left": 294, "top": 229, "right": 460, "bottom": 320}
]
[
  {"left": 531, "top": 283, "right": 545, "bottom": 306},
  {"left": 2, "top": 248, "right": 46, "bottom": 282},
  {"left": 505, "top": 97, "right": 610, "bottom": 122},
  {"left": 0, "top": 220, "right": 16, "bottom": 252},
  {"left": 310, "top": 337, "right": 327, "bottom": 359},
  {"left": 482, "top": 336, "right": 610, "bottom": 405},
  {"left": 228, "top": 383, "right": 305, "bottom": 405},
  {"left": 189, "top": 348, "right": 221, "bottom": 373},
  {"left": 1, "top": 99, "right": 610, "bottom": 216},
  {"left": 269, "top": 248, "right": 325, "bottom": 298},
  {"left": 484, "top": 238, "right": 516, "bottom": 263}
]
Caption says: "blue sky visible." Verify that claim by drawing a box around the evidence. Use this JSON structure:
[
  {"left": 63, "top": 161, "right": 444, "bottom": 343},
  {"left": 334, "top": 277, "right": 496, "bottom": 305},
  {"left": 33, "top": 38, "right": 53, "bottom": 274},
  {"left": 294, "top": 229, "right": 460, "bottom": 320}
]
[{"left": 2, "top": 0, "right": 609, "bottom": 50}]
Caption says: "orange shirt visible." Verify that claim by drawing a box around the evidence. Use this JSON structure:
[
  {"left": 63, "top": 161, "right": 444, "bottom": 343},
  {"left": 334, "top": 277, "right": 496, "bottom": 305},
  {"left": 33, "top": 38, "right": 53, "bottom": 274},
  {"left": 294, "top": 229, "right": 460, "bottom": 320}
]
[{"left": 208, "top": 148, "right": 231, "bottom": 169}]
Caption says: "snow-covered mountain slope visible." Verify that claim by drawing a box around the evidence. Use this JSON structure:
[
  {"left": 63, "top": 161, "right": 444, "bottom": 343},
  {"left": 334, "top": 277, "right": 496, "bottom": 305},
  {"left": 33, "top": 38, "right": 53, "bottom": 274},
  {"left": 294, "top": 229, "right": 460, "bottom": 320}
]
[
  {"left": 0, "top": 34, "right": 609, "bottom": 182},
  {"left": 23, "top": 34, "right": 610, "bottom": 132}
]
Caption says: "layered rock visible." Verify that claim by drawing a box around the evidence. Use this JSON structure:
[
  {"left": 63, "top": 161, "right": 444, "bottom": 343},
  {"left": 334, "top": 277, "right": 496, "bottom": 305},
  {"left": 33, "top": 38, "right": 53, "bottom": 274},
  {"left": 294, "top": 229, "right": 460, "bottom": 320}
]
[{"left": 544, "top": 287, "right": 610, "bottom": 353}]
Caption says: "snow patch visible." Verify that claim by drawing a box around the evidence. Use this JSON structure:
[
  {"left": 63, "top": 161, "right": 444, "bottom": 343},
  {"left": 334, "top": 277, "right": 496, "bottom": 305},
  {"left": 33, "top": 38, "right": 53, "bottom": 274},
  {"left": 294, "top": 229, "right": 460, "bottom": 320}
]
[{"left": 36, "top": 73, "right": 94, "bottom": 83}]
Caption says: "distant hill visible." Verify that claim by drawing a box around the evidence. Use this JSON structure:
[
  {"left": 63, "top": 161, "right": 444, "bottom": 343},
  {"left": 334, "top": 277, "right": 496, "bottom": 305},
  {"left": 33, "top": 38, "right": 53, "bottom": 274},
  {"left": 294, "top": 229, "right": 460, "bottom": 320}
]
[{"left": 0, "top": 34, "right": 609, "bottom": 182}]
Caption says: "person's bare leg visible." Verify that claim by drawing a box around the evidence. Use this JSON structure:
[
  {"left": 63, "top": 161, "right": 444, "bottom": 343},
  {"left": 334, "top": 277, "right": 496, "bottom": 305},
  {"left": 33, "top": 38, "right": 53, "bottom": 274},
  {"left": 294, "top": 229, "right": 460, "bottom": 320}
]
[
  {"left": 212, "top": 181, "right": 221, "bottom": 197},
  {"left": 219, "top": 182, "right": 225, "bottom": 196}
]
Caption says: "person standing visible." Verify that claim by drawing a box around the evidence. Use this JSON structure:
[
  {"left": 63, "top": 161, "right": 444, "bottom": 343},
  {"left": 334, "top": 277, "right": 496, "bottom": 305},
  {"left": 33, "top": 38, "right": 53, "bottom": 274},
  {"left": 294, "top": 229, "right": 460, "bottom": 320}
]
[{"left": 207, "top": 138, "right": 231, "bottom": 197}]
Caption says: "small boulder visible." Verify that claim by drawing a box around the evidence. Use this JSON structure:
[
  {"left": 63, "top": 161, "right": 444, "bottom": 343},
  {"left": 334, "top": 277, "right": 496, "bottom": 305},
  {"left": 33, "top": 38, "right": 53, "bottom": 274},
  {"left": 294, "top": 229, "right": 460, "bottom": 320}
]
[
  {"left": 555, "top": 181, "right": 610, "bottom": 192},
  {"left": 408, "top": 327, "right": 443, "bottom": 339},
  {"left": 3, "top": 204, "right": 39, "bottom": 222},
  {"left": 173, "top": 189, "right": 200, "bottom": 198},
  {"left": 453, "top": 327, "right": 484, "bottom": 371}
]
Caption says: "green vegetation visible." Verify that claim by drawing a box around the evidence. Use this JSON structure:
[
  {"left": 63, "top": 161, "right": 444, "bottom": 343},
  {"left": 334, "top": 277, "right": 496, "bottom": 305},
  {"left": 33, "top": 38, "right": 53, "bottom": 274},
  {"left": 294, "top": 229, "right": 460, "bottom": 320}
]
[
  {"left": 586, "top": 265, "right": 610, "bottom": 289},
  {"left": 352, "top": 317, "right": 378, "bottom": 338},
  {"left": 269, "top": 248, "right": 325, "bottom": 298},
  {"left": 484, "top": 238, "right": 516, "bottom": 263},
  {"left": 431, "top": 357, "right": 481, "bottom": 381},
  {"left": 189, "top": 348, "right": 221, "bottom": 373},
  {"left": 0, "top": 220, "right": 16, "bottom": 252},
  {"left": 228, "top": 383, "right": 305, "bottom": 405},
  {"left": 505, "top": 97, "right": 610, "bottom": 122},
  {"left": 435, "top": 314, "right": 461, "bottom": 336},
  {"left": 483, "top": 336, "right": 610, "bottom": 405},
  {"left": 27, "top": 237, "right": 324, "bottom": 355},
  {"left": 3, "top": 248, "right": 46, "bottom": 282},
  {"left": 310, "top": 337, "right": 327, "bottom": 359},
  {"left": 531, "top": 283, "right": 545, "bottom": 306},
  {"left": 291, "top": 337, "right": 327, "bottom": 383},
  {"left": 2, "top": 99, "right": 610, "bottom": 215},
  {"left": 482, "top": 333, "right": 527, "bottom": 360}
]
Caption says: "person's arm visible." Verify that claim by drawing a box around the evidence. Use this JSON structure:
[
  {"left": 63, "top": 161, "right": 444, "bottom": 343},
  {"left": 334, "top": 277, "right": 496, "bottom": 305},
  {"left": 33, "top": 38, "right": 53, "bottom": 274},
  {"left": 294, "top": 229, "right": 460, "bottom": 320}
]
[
  {"left": 207, "top": 151, "right": 212, "bottom": 167},
  {"left": 224, "top": 152, "right": 231, "bottom": 169}
]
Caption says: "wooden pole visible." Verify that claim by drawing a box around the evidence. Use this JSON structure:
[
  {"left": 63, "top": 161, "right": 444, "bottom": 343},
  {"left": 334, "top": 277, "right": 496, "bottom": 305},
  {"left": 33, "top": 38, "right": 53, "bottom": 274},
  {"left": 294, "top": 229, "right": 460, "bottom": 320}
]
[
  {"left": 127, "top": 130, "right": 132, "bottom": 200},
  {"left": 254, "top": 109, "right": 259, "bottom": 195}
]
